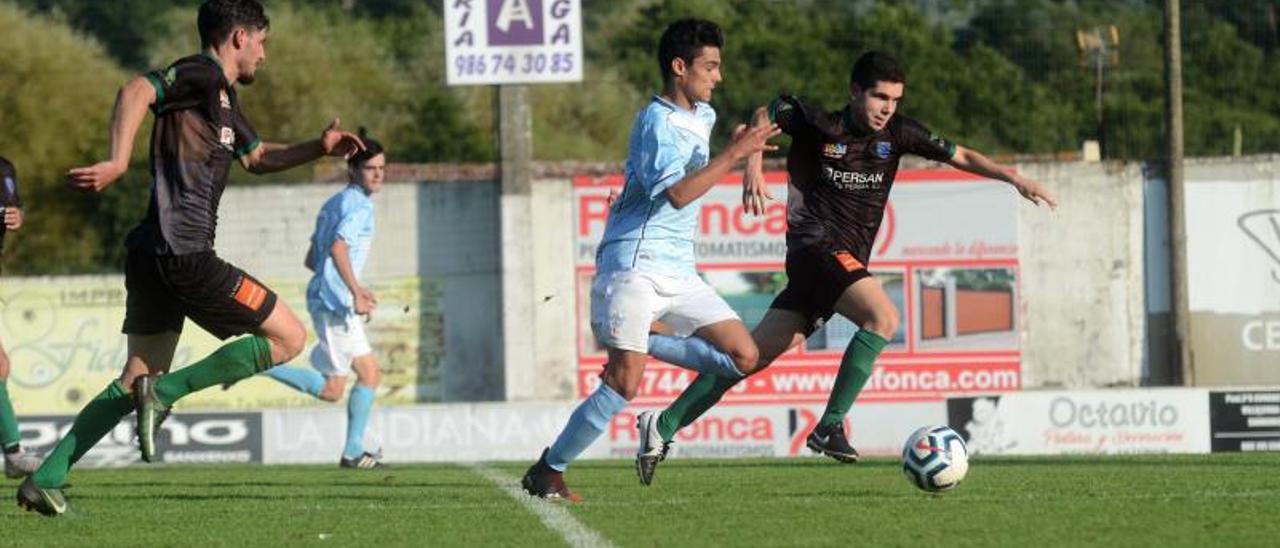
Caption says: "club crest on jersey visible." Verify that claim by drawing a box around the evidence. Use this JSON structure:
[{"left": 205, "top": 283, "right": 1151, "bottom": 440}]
[
  {"left": 220, "top": 127, "right": 235, "bottom": 148},
  {"left": 874, "top": 141, "right": 892, "bottom": 159},
  {"left": 822, "top": 142, "right": 847, "bottom": 159},
  {"left": 219, "top": 89, "right": 231, "bottom": 110}
]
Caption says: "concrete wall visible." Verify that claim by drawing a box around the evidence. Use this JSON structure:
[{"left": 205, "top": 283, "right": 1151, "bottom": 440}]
[
  {"left": 32, "top": 157, "right": 1280, "bottom": 403},
  {"left": 1015, "top": 161, "right": 1146, "bottom": 388},
  {"left": 216, "top": 177, "right": 578, "bottom": 402}
]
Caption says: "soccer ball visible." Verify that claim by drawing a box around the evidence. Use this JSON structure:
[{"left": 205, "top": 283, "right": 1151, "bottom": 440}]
[{"left": 901, "top": 425, "right": 969, "bottom": 492}]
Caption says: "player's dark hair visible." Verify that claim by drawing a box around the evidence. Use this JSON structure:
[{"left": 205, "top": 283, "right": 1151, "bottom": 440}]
[
  {"left": 850, "top": 51, "right": 906, "bottom": 90},
  {"left": 657, "top": 19, "right": 723, "bottom": 85},
  {"left": 198, "top": 0, "right": 270, "bottom": 49},
  {"left": 348, "top": 127, "right": 385, "bottom": 169}
]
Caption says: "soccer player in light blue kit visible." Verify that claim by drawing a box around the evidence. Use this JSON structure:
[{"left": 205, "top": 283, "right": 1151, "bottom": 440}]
[
  {"left": 265, "top": 133, "right": 386, "bottom": 469},
  {"left": 520, "top": 18, "right": 781, "bottom": 501}
]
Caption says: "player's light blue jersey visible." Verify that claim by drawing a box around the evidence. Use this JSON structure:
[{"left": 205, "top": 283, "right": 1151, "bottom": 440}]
[
  {"left": 596, "top": 95, "right": 716, "bottom": 278},
  {"left": 306, "top": 184, "right": 375, "bottom": 314}
]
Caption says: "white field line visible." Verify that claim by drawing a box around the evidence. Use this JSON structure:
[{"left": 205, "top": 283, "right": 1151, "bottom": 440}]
[{"left": 466, "top": 463, "right": 617, "bottom": 548}]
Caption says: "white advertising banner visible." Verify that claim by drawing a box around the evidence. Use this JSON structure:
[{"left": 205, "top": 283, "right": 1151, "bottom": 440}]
[
  {"left": 1184, "top": 178, "right": 1280, "bottom": 384},
  {"left": 261, "top": 400, "right": 946, "bottom": 464},
  {"left": 444, "top": 0, "right": 583, "bottom": 85},
  {"left": 946, "top": 390, "right": 1211, "bottom": 455}
]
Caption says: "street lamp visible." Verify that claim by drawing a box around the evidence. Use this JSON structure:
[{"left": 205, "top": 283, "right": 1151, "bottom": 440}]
[{"left": 1076, "top": 25, "right": 1120, "bottom": 158}]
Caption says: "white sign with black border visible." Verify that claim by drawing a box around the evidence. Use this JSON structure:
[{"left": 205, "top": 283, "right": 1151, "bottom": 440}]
[{"left": 444, "top": 0, "right": 583, "bottom": 85}]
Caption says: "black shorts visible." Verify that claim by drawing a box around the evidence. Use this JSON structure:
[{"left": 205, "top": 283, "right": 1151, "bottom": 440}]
[
  {"left": 122, "top": 248, "right": 278, "bottom": 340},
  {"left": 769, "top": 245, "right": 873, "bottom": 336}
]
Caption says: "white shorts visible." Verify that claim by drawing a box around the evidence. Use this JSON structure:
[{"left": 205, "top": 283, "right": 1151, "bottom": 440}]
[
  {"left": 308, "top": 308, "right": 373, "bottom": 377},
  {"left": 589, "top": 270, "right": 740, "bottom": 353}
]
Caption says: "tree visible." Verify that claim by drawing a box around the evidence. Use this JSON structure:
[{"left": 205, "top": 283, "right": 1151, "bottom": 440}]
[{"left": 0, "top": 2, "right": 139, "bottom": 274}]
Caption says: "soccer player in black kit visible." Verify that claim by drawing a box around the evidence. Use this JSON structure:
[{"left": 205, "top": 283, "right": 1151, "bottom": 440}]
[
  {"left": 635, "top": 51, "right": 1056, "bottom": 484},
  {"left": 0, "top": 156, "right": 39, "bottom": 480},
  {"left": 17, "top": 0, "right": 364, "bottom": 516}
]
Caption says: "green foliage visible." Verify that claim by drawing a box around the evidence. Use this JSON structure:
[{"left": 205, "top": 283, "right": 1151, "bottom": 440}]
[
  {"left": 0, "top": 2, "right": 141, "bottom": 274},
  {"left": 3, "top": 0, "right": 1279, "bottom": 274}
]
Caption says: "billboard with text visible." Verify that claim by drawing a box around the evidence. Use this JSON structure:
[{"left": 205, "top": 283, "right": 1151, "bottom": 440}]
[{"left": 572, "top": 170, "right": 1023, "bottom": 405}]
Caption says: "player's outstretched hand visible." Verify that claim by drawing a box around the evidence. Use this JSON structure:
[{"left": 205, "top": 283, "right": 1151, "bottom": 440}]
[
  {"left": 1013, "top": 177, "right": 1058, "bottom": 210},
  {"left": 67, "top": 160, "right": 127, "bottom": 193},
  {"left": 728, "top": 123, "right": 781, "bottom": 161},
  {"left": 742, "top": 166, "right": 774, "bottom": 216},
  {"left": 320, "top": 118, "right": 366, "bottom": 159},
  {"left": 3, "top": 207, "right": 23, "bottom": 230}
]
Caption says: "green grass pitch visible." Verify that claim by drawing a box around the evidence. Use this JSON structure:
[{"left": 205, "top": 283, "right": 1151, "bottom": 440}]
[{"left": 4, "top": 454, "right": 1279, "bottom": 546}]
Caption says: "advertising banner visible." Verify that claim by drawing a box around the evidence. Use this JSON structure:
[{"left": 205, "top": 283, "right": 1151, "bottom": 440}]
[
  {"left": 1, "top": 276, "right": 432, "bottom": 413},
  {"left": 261, "top": 400, "right": 944, "bottom": 463},
  {"left": 444, "top": 0, "right": 583, "bottom": 85},
  {"left": 1209, "top": 391, "right": 1280, "bottom": 452},
  {"left": 573, "top": 170, "right": 1022, "bottom": 404},
  {"left": 18, "top": 412, "right": 262, "bottom": 467},
  {"left": 946, "top": 390, "right": 1211, "bottom": 455},
  {"left": 1185, "top": 178, "right": 1280, "bottom": 385}
]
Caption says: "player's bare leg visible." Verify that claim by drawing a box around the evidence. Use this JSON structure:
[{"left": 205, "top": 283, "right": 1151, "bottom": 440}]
[
  {"left": 524, "top": 348, "right": 646, "bottom": 501},
  {"left": 637, "top": 318, "right": 760, "bottom": 484},
  {"left": 807, "top": 276, "right": 898, "bottom": 463},
  {"left": 19, "top": 332, "right": 179, "bottom": 516},
  {"left": 1, "top": 339, "right": 42, "bottom": 478},
  {"left": 647, "top": 308, "right": 807, "bottom": 475},
  {"left": 137, "top": 301, "right": 305, "bottom": 462},
  {"left": 339, "top": 355, "right": 383, "bottom": 469}
]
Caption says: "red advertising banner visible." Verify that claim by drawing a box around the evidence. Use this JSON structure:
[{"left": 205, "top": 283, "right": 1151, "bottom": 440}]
[{"left": 573, "top": 170, "right": 1021, "bottom": 404}]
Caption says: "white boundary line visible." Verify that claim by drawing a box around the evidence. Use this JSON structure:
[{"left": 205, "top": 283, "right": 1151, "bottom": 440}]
[{"left": 466, "top": 463, "right": 617, "bottom": 548}]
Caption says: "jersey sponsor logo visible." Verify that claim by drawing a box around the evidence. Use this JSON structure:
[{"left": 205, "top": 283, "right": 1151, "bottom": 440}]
[
  {"left": 219, "top": 126, "right": 235, "bottom": 148},
  {"left": 822, "top": 166, "right": 885, "bottom": 190},
  {"left": 822, "top": 142, "right": 847, "bottom": 159},
  {"left": 219, "top": 89, "right": 231, "bottom": 110},
  {"left": 832, "top": 250, "right": 865, "bottom": 272},
  {"left": 232, "top": 276, "right": 269, "bottom": 311},
  {"left": 874, "top": 140, "right": 892, "bottom": 159}
]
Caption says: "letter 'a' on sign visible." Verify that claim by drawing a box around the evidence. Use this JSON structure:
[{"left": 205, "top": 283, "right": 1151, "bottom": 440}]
[{"left": 444, "top": 0, "right": 583, "bottom": 85}]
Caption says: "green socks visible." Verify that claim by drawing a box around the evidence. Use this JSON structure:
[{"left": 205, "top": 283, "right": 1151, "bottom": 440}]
[
  {"left": 33, "top": 380, "right": 134, "bottom": 488},
  {"left": 654, "top": 330, "right": 888, "bottom": 441},
  {"left": 0, "top": 381, "right": 20, "bottom": 451},
  {"left": 818, "top": 330, "right": 887, "bottom": 428},
  {"left": 155, "top": 336, "right": 273, "bottom": 406},
  {"left": 657, "top": 374, "right": 740, "bottom": 441}
]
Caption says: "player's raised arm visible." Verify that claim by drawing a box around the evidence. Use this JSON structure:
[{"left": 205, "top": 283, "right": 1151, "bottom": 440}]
[
  {"left": 947, "top": 145, "right": 1057, "bottom": 209},
  {"left": 742, "top": 105, "right": 775, "bottom": 216},
  {"left": 666, "top": 122, "right": 780, "bottom": 209},
  {"left": 67, "top": 76, "right": 157, "bottom": 193},
  {"left": 240, "top": 118, "right": 365, "bottom": 175}
]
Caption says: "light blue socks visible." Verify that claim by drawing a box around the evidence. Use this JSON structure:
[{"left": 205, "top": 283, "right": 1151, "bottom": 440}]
[
  {"left": 344, "top": 384, "right": 375, "bottom": 459},
  {"left": 265, "top": 366, "right": 325, "bottom": 396},
  {"left": 546, "top": 383, "right": 628, "bottom": 471},
  {"left": 648, "top": 334, "right": 745, "bottom": 378}
]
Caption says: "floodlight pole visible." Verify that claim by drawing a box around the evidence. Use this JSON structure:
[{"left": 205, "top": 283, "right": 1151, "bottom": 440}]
[{"left": 1163, "top": 0, "right": 1193, "bottom": 385}]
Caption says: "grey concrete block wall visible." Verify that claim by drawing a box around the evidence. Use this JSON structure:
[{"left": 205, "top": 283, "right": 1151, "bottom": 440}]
[
  {"left": 214, "top": 178, "right": 579, "bottom": 403},
  {"left": 1015, "top": 161, "right": 1146, "bottom": 388},
  {"left": 207, "top": 158, "right": 1205, "bottom": 401}
]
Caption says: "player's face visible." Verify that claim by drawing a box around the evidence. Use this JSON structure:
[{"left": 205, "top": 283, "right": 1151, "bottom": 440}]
[
  {"left": 677, "top": 46, "right": 722, "bottom": 104},
  {"left": 235, "top": 28, "right": 268, "bottom": 85},
  {"left": 353, "top": 154, "right": 386, "bottom": 194},
  {"left": 850, "top": 80, "right": 904, "bottom": 131}
]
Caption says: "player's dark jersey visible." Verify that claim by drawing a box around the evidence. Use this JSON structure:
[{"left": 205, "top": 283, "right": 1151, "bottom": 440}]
[
  {"left": 0, "top": 156, "right": 23, "bottom": 252},
  {"left": 127, "top": 53, "right": 261, "bottom": 256},
  {"left": 770, "top": 95, "right": 955, "bottom": 265}
]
